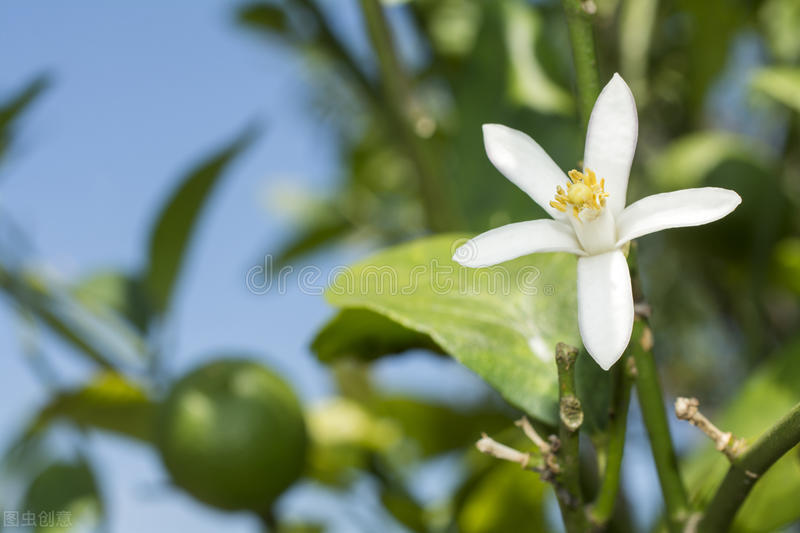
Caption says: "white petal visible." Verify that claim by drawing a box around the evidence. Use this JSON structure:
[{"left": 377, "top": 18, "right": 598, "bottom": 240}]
[
  {"left": 452, "top": 219, "right": 584, "bottom": 268},
  {"left": 577, "top": 250, "right": 634, "bottom": 370},
  {"left": 583, "top": 73, "right": 638, "bottom": 215},
  {"left": 568, "top": 206, "right": 617, "bottom": 256},
  {"left": 615, "top": 187, "right": 742, "bottom": 246},
  {"left": 483, "top": 124, "right": 569, "bottom": 220}
]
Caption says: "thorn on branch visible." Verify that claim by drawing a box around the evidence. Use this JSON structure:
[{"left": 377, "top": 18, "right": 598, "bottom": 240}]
[{"left": 674, "top": 397, "right": 746, "bottom": 461}]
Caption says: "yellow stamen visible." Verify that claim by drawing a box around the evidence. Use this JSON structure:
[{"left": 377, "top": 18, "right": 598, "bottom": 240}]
[{"left": 550, "top": 167, "right": 609, "bottom": 220}]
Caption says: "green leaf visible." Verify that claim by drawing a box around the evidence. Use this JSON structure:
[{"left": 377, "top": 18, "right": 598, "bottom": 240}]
[
  {"left": 372, "top": 396, "right": 511, "bottom": 457},
  {"left": 457, "top": 461, "right": 547, "bottom": 533},
  {"left": 441, "top": 4, "right": 583, "bottom": 233},
  {"left": 272, "top": 216, "right": 352, "bottom": 269},
  {"left": 144, "top": 128, "right": 255, "bottom": 314},
  {"left": 503, "top": 1, "right": 573, "bottom": 116},
  {"left": 675, "top": 0, "right": 745, "bottom": 114},
  {"left": 276, "top": 523, "right": 324, "bottom": 533},
  {"left": 26, "top": 371, "right": 156, "bottom": 442},
  {"left": 0, "top": 265, "right": 144, "bottom": 368},
  {"left": 773, "top": 238, "right": 800, "bottom": 294},
  {"left": 751, "top": 67, "right": 800, "bottom": 113},
  {"left": 380, "top": 486, "right": 427, "bottom": 533},
  {"left": 22, "top": 460, "right": 102, "bottom": 533},
  {"left": 323, "top": 234, "right": 580, "bottom": 425},
  {"left": 759, "top": 0, "right": 800, "bottom": 63},
  {"left": 71, "top": 270, "right": 152, "bottom": 332},
  {"left": 238, "top": 3, "right": 288, "bottom": 34},
  {"left": 312, "top": 308, "right": 443, "bottom": 363},
  {"left": 425, "top": 0, "right": 484, "bottom": 58},
  {"left": 0, "top": 75, "right": 50, "bottom": 165},
  {"left": 684, "top": 339, "right": 800, "bottom": 532},
  {"left": 647, "top": 132, "right": 769, "bottom": 190}
]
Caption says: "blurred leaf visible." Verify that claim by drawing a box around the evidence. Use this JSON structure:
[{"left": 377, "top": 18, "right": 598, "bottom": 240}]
[
  {"left": 22, "top": 460, "right": 102, "bottom": 533},
  {"left": 647, "top": 132, "right": 769, "bottom": 190},
  {"left": 684, "top": 339, "right": 800, "bottom": 532},
  {"left": 238, "top": 3, "right": 288, "bottom": 34},
  {"left": 424, "top": 0, "right": 484, "bottom": 57},
  {"left": 751, "top": 67, "right": 800, "bottom": 113},
  {"left": 503, "top": 1, "right": 573, "bottom": 116},
  {"left": 619, "top": 0, "right": 658, "bottom": 99},
  {"left": 676, "top": 0, "right": 745, "bottom": 114},
  {"left": 381, "top": 486, "right": 427, "bottom": 533},
  {"left": 442, "top": 3, "right": 582, "bottom": 232},
  {"left": 773, "top": 238, "right": 800, "bottom": 294},
  {"left": 259, "top": 182, "right": 358, "bottom": 270},
  {"left": 373, "top": 396, "right": 510, "bottom": 457},
  {"left": 306, "top": 394, "right": 510, "bottom": 488},
  {"left": 145, "top": 128, "right": 255, "bottom": 315},
  {"left": 312, "top": 308, "right": 443, "bottom": 363},
  {"left": 759, "top": 0, "right": 800, "bottom": 63},
  {"left": 276, "top": 523, "right": 325, "bottom": 533},
  {"left": 306, "top": 397, "right": 399, "bottom": 485},
  {"left": 0, "top": 265, "right": 144, "bottom": 368},
  {"left": 26, "top": 371, "right": 156, "bottom": 442},
  {"left": 458, "top": 461, "right": 547, "bottom": 533},
  {"left": 323, "top": 234, "right": 580, "bottom": 425},
  {"left": 0, "top": 75, "right": 49, "bottom": 164},
  {"left": 273, "top": 216, "right": 351, "bottom": 269},
  {"left": 308, "top": 397, "right": 402, "bottom": 452},
  {"left": 71, "top": 270, "right": 151, "bottom": 332}
]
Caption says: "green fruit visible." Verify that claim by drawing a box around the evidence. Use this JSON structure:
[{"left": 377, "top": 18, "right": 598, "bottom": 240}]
[{"left": 157, "top": 358, "right": 307, "bottom": 512}]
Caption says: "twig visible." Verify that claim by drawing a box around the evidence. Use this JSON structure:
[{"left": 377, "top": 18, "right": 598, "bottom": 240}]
[
  {"left": 560, "top": 0, "right": 601, "bottom": 129},
  {"left": 475, "top": 433, "right": 532, "bottom": 469},
  {"left": 357, "top": 0, "right": 459, "bottom": 231},
  {"left": 515, "top": 417, "right": 562, "bottom": 481},
  {"left": 515, "top": 416, "right": 551, "bottom": 453},
  {"left": 699, "top": 401, "right": 800, "bottom": 531},
  {"left": 629, "top": 320, "right": 689, "bottom": 533},
  {"left": 554, "top": 343, "right": 589, "bottom": 533},
  {"left": 589, "top": 353, "right": 635, "bottom": 526},
  {"left": 674, "top": 397, "right": 745, "bottom": 461}
]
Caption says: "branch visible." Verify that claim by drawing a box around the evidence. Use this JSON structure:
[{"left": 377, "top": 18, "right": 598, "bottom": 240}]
[
  {"left": 555, "top": 343, "right": 589, "bottom": 533},
  {"left": 629, "top": 320, "right": 690, "bottom": 532},
  {"left": 590, "top": 354, "right": 635, "bottom": 526},
  {"left": 560, "top": 0, "right": 601, "bottom": 129},
  {"left": 296, "top": 0, "right": 380, "bottom": 107},
  {"left": 699, "top": 401, "right": 800, "bottom": 532},
  {"left": 357, "top": 0, "right": 459, "bottom": 231},
  {"left": 674, "top": 397, "right": 745, "bottom": 461}
]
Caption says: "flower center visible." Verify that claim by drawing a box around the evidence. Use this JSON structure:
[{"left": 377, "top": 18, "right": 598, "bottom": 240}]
[{"left": 549, "top": 168, "right": 609, "bottom": 219}]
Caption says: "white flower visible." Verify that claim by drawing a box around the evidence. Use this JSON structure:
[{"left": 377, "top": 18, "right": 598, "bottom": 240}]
[{"left": 452, "top": 74, "right": 741, "bottom": 371}]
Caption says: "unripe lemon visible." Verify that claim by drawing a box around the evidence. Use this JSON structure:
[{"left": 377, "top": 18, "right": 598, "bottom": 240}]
[{"left": 157, "top": 358, "right": 307, "bottom": 512}]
